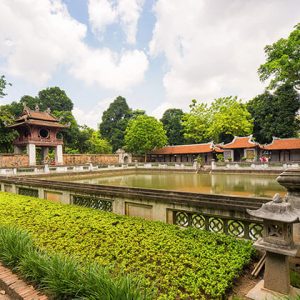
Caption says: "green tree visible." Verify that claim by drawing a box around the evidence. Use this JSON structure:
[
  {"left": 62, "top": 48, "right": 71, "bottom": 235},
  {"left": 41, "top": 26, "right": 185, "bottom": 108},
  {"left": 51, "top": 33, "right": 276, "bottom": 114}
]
[
  {"left": 99, "top": 96, "right": 132, "bottom": 152},
  {"left": 20, "top": 95, "right": 39, "bottom": 108},
  {"left": 0, "top": 75, "right": 11, "bottom": 98},
  {"left": 0, "top": 76, "right": 15, "bottom": 152},
  {"left": 76, "top": 125, "right": 94, "bottom": 153},
  {"left": 125, "top": 115, "right": 167, "bottom": 161},
  {"left": 247, "top": 84, "right": 300, "bottom": 144},
  {"left": 258, "top": 23, "right": 300, "bottom": 90},
  {"left": 131, "top": 109, "right": 145, "bottom": 119},
  {"left": 160, "top": 108, "right": 185, "bottom": 145},
  {"left": 208, "top": 97, "right": 253, "bottom": 143},
  {"left": 182, "top": 97, "right": 253, "bottom": 144},
  {"left": 85, "top": 131, "right": 112, "bottom": 154},
  {"left": 182, "top": 100, "right": 211, "bottom": 143},
  {"left": 0, "top": 106, "right": 18, "bottom": 152},
  {"left": 52, "top": 111, "right": 80, "bottom": 151},
  {"left": 38, "top": 87, "right": 73, "bottom": 111},
  {"left": 6, "top": 88, "right": 73, "bottom": 117}
]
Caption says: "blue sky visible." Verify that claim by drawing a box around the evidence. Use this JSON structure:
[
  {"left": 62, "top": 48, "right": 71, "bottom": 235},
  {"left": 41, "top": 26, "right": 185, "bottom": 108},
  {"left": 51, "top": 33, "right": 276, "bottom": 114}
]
[{"left": 0, "top": 0, "right": 300, "bottom": 128}]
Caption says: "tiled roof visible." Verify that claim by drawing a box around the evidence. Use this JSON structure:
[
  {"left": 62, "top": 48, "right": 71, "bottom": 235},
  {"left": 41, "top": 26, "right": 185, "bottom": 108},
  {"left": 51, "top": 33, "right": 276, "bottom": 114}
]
[
  {"left": 151, "top": 143, "right": 217, "bottom": 155},
  {"left": 9, "top": 107, "right": 67, "bottom": 128},
  {"left": 222, "top": 136, "right": 257, "bottom": 149},
  {"left": 9, "top": 119, "right": 67, "bottom": 128},
  {"left": 16, "top": 108, "right": 58, "bottom": 122},
  {"left": 262, "top": 138, "right": 300, "bottom": 150}
]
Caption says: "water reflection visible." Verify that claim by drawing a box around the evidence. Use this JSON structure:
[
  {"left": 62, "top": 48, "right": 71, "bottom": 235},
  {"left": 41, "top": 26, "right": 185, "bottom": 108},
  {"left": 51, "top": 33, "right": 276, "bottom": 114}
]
[{"left": 60, "top": 172, "right": 285, "bottom": 198}]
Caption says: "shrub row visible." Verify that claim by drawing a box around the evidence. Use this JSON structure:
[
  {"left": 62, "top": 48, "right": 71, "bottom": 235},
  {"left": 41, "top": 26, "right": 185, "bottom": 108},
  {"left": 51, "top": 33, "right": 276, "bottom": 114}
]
[
  {"left": 0, "top": 225, "right": 153, "bottom": 300},
  {"left": 0, "top": 192, "right": 254, "bottom": 299}
]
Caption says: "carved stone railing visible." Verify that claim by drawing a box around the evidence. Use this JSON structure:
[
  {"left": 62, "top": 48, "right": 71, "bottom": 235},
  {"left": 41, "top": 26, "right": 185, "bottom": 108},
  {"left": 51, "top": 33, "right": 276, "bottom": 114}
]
[
  {"left": 173, "top": 210, "right": 263, "bottom": 240},
  {"left": 18, "top": 187, "right": 39, "bottom": 198},
  {"left": 72, "top": 195, "right": 113, "bottom": 212}
]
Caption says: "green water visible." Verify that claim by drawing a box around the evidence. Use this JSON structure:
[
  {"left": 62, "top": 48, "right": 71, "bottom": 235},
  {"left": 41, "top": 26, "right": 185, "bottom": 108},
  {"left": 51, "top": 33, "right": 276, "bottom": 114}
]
[{"left": 60, "top": 171, "right": 285, "bottom": 198}]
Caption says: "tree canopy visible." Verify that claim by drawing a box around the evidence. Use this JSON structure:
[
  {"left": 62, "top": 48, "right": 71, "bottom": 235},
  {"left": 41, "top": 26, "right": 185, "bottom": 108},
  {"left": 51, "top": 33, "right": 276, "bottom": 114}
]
[
  {"left": 99, "top": 96, "right": 132, "bottom": 152},
  {"left": 258, "top": 23, "right": 300, "bottom": 90},
  {"left": 52, "top": 110, "right": 81, "bottom": 152},
  {"left": 247, "top": 84, "right": 300, "bottom": 144},
  {"left": 161, "top": 108, "right": 185, "bottom": 145},
  {"left": 38, "top": 87, "right": 73, "bottom": 111},
  {"left": 182, "top": 97, "right": 253, "bottom": 144},
  {"left": 0, "top": 106, "right": 18, "bottom": 152},
  {"left": 208, "top": 97, "right": 253, "bottom": 143},
  {"left": 85, "top": 131, "right": 112, "bottom": 154},
  {"left": 0, "top": 75, "right": 10, "bottom": 98},
  {"left": 125, "top": 115, "right": 167, "bottom": 160},
  {"left": 182, "top": 100, "right": 211, "bottom": 144}
]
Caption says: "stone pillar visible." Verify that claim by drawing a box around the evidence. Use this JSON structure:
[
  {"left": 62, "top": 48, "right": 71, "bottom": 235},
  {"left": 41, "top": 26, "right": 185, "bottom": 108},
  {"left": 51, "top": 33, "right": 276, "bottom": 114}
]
[
  {"left": 27, "top": 144, "right": 36, "bottom": 166},
  {"left": 211, "top": 159, "right": 216, "bottom": 170},
  {"left": 55, "top": 145, "right": 63, "bottom": 165},
  {"left": 14, "top": 145, "right": 23, "bottom": 154},
  {"left": 277, "top": 169, "right": 300, "bottom": 243},
  {"left": 264, "top": 252, "right": 290, "bottom": 294},
  {"left": 42, "top": 147, "right": 49, "bottom": 164}
]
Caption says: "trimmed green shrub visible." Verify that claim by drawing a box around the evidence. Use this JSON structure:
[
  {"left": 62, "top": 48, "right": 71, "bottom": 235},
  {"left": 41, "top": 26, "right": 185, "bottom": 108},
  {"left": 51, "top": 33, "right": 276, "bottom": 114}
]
[
  {"left": 0, "top": 225, "right": 153, "bottom": 300},
  {"left": 0, "top": 192, "right": 254, "bottom": 299}
]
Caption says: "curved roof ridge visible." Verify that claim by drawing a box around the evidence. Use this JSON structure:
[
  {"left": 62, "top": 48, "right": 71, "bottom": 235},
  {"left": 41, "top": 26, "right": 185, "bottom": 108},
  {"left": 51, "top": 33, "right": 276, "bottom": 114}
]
[{"left": 222, "top": 135, "right": 257, "bottom": 149}]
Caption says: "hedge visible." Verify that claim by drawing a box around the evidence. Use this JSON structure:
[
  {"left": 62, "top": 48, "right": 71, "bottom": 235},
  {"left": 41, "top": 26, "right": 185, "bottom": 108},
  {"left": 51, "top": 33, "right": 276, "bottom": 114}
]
[
  {"left": 0, "top": 226, "right": 152, "bottom": 299},
  {"left": 0, "top": 192, "right": 254, "bottom": 299}
]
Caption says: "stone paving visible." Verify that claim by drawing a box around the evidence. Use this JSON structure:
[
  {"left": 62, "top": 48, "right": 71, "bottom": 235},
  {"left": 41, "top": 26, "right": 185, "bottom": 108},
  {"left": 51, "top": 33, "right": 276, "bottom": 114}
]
[
  {"left": 0, "top": 294, "right": 11, "bottom": 300},
  {"left": 0, "top": 263, "right": 47, "bottom": 300}
]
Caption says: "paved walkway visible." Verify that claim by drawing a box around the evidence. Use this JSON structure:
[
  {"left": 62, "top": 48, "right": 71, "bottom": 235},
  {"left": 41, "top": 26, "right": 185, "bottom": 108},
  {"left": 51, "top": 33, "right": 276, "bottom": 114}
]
[
  {"left": 0, "top": 294, "right": 11, "bottom": 300},
  {"left": 0, "top": 263, "right": 48, "bottom": 300}
]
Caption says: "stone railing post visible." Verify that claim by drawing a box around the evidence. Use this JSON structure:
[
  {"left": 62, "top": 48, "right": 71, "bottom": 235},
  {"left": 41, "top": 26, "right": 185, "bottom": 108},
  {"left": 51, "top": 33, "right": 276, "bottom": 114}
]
[
  {"left": 247, "top": 194, "right": 300, "bottom": 297},
  {"left": 211, "top": 159, "right": 216, "bottom": 170}
]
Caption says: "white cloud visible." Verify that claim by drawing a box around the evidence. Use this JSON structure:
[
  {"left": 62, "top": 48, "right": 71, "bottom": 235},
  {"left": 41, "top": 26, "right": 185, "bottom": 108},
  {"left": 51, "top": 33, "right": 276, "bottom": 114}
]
[
  {"left": 149, "top": 0, "right": 300, "bottom": 109},
  {"left": 88, "top": 0, "right": 144, "bottom": 44},
  {"left": 70, "top": 47, "right": 148, "bottom": 90},
  {"left": 73, "top": 98, "right": 112, "bottom": 128},
  {"left": 118, "top": 0, "right": 144, "bottom": 44},
  {"left": 0, "top": 0, "right": 148, "bottom": 89},
  {"left": 88, "top": 0, "right": 117, "bottom": 36}
]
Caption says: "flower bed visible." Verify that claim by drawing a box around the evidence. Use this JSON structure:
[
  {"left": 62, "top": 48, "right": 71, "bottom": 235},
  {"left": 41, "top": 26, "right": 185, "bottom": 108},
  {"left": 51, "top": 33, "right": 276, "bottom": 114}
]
[{"left": 0, "top": 192, "right": 254, "bottom": 299}]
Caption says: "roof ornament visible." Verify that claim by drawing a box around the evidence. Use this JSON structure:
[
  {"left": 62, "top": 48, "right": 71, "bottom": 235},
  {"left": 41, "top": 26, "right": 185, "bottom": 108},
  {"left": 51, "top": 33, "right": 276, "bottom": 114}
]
[
  {"left": 22, "top": 101, "right": 30, "bottom": 115},
  {"left": 272, "top": 193, "right": 283, "bottom": 203},
  {"left": 46, "top": 107, "right": 51, "bottom": 114},
  {"left": 35, "top": 104, "right": 40, "bottom": 112}
]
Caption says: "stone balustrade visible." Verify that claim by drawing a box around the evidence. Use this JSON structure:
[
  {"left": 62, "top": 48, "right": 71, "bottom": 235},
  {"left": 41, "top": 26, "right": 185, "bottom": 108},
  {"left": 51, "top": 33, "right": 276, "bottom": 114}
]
[{"left": 0, "top": 173, "right": 267, "bottom": 241}]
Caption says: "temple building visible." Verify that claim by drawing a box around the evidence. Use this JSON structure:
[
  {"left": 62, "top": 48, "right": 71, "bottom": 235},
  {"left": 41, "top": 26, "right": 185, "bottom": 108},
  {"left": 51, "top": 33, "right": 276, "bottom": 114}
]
[
  {"left": 149, "top": 136, "right": 300, "bottom": 163},
  {"left": 8, "top": 105, "right": 68, "bottom": 166},
  {"left": 260, "top": 137, "right": 300, "bottom": 162},
  {"left": 221, "top": 136, "right": 259, "bottom": 161},
  {"left": 149, "top": 142, "right": 223, "bottom": 163}
]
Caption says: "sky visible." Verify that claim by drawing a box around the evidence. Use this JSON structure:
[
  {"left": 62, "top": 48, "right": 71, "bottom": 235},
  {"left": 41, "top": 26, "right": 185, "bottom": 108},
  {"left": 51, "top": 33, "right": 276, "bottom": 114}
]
[{"left": 0, "top": 0, "right": 299, "bottom": 128}]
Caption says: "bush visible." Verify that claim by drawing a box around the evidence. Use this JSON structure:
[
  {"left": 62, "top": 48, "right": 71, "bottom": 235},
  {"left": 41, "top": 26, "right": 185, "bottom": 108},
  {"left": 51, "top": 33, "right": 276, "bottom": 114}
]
[
  {"left": 0, "top": 226, "right": 153, "bottom": 300},
  {"left": 0, "top": 226, "right": 34, "bottom": 269},
  {"left": 0, "top": 192, "right": 254, "bottom": 299}
]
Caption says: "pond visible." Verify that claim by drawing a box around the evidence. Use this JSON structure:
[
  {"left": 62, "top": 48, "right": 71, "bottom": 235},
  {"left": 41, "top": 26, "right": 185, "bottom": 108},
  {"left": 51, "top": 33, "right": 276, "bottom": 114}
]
[{"left": 57, "top": 171, "right": 285, "bottom": 198}]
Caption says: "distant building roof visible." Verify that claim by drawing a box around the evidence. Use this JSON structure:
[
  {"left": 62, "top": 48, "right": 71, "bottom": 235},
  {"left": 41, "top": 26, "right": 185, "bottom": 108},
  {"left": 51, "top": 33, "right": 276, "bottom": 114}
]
[
  {"left": 222, "top": 136, "right": 257, "bottom": 149},
  {"left": 151, "top": 142, "right": 223, "bottom": 155},
  {"left": 261, "top": 138, "right": 300, "bottom": 150}
]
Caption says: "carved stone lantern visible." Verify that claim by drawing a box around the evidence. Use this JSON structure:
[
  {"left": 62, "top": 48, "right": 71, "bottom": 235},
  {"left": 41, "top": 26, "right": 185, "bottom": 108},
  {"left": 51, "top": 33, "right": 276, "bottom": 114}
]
[{"left": 248, "top": 194, "right": 299, "bottom": 295}]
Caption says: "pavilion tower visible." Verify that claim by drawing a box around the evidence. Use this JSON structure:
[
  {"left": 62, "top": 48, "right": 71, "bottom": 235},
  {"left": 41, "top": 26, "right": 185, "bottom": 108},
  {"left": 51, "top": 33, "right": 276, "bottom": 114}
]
[{"left": 8, "top": 104, "right": 68, "bottom": 166}]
